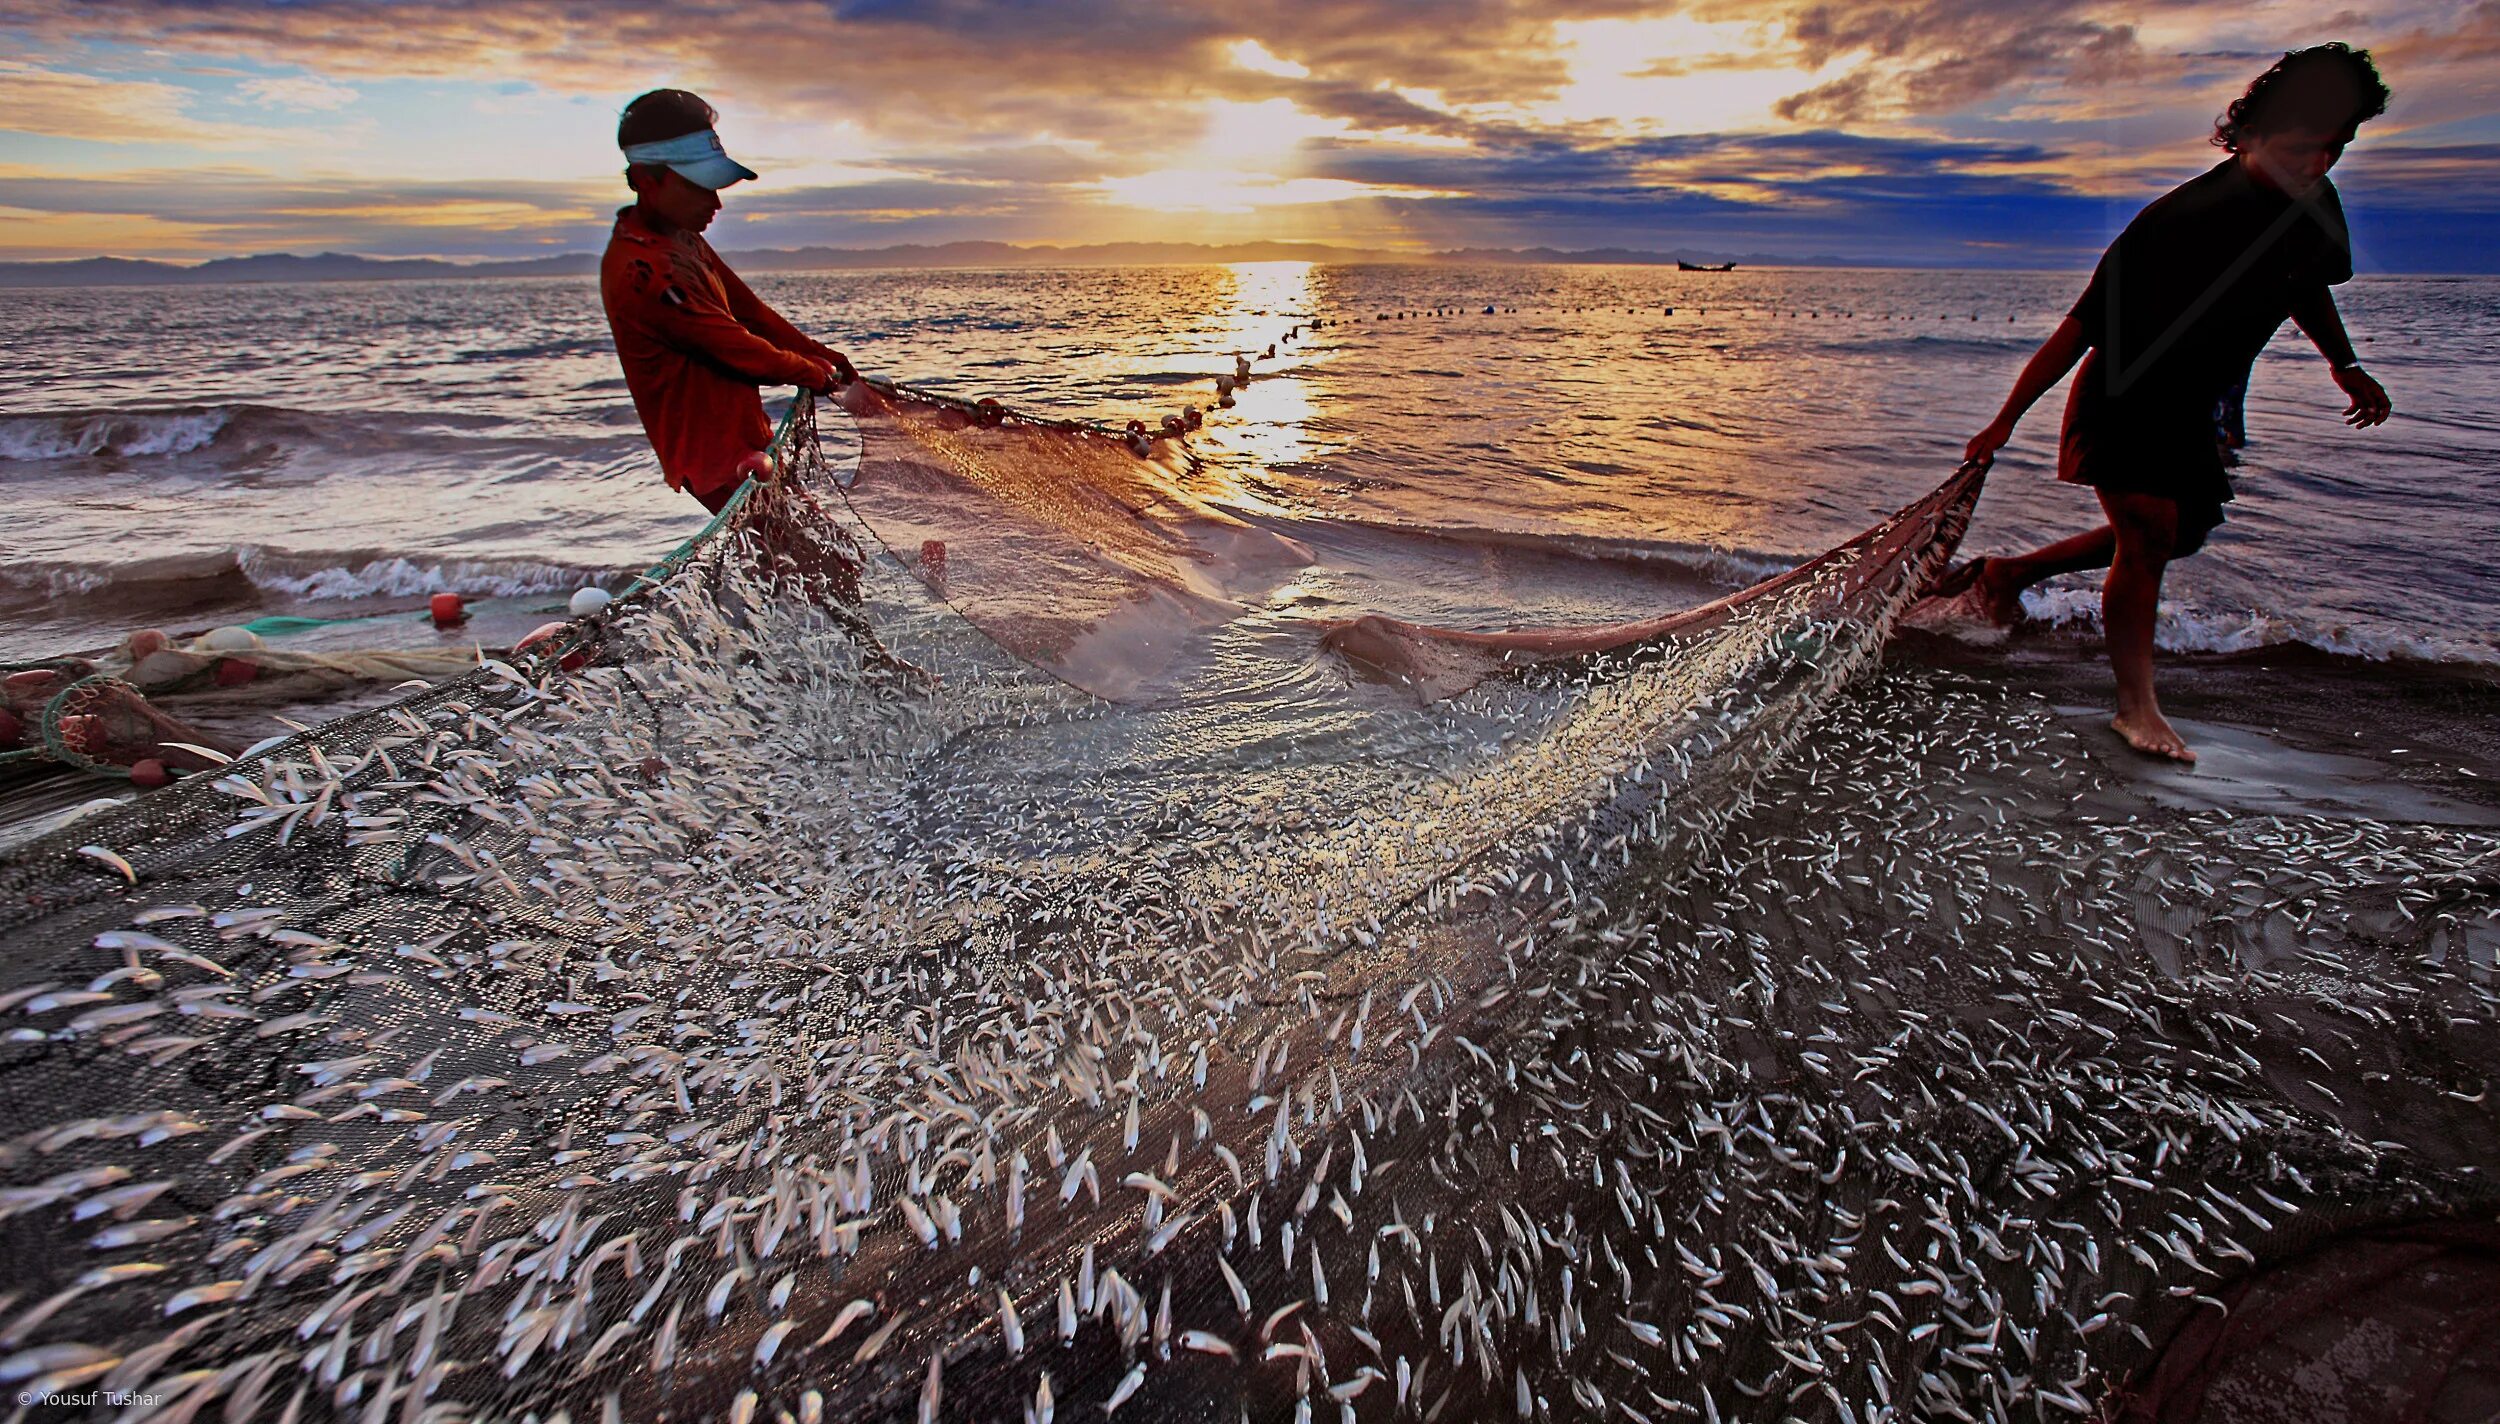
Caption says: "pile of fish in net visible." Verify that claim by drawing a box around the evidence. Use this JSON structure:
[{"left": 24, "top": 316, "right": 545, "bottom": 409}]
[{"left": 0, "top": 383, "right": 2493, "bottom": 1424}]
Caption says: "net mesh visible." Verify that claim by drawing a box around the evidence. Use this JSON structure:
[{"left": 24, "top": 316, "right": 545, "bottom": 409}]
[
  {"left": 0, "top": 388, "right": 2493, "bottom": 1424},
  {"left": 834, "top": 380, "right": 1308, "bottom": 702}
]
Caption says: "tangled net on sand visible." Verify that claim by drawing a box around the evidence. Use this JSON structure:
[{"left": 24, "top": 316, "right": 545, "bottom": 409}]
[{"left": 0, "top": 387, "right": 2493, "bottom": 1424}]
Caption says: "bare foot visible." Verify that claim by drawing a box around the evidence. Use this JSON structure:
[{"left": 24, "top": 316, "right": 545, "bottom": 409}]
[
  {"left": 1903, "top": 559, "right": 2018, "bottom": 643},
  {"left": 2111, "top": 709, "right": 2196, "bottom": 764},
  {"left": 1969, "top": 559, "right": 2025, "bottom": 626}
]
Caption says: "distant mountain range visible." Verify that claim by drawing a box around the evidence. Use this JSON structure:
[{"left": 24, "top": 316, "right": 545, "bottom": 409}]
[{"left": 0, "top": 241, "right": 1845, "bottom": 288}]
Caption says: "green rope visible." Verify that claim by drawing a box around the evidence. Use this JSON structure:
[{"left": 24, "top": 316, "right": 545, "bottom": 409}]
[
  {"left": 629, "top": 390, "right": 812, "bottom": 590},
  {"left": 1, "top": 667, "right": 135, "bottom": 779},
  {"left": 633, "top": 480, "right": 758, "bottom": 591},
  {"left": 238, "top": 614, "right": 376, "bottom": 637}
]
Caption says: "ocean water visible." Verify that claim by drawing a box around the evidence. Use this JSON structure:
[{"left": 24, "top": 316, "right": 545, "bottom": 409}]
[{"left": 2, "top": 263, "right": 2494, "bottom": 668}]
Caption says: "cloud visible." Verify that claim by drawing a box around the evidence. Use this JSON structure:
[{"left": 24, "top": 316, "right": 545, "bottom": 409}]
[
  {"left": 7, "top": 2, "right": 2485, "bottom": 155},
  {"left": 2335, "top": 140, "right": 2500, "bottom": 206},
  {"left": 1711, "top": 0, "right": 2500, "bottom": 138},
  {"left": 1718, "top": 2, "right": 2153, "bottom": 124},
  {"left": 0, "top": 0, "right": 2495, "bottom": 267},
  {"left": 2378, "top": 0, "right": 2500, "bottom": 64},
  {"left": 0, "top": 60, "right": 235, "bottom": 145},
  {"left": 238, "top": 74, "right": 360, "bottom": 111},
  {"left": 1773, "top": 71, "right": 1879, "bottom": 124},
  {"left": 0, "top": 164, "right": 612, "bottom": 256},
  {"left": 0, "top": 59, "right": 356, "bottom": 150},
  {"left": 0, "top": 0, "right": 1670, "bottom": 143}
]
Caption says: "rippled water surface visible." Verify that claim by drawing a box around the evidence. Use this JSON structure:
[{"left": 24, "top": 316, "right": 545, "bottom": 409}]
[{"left": 3, "top": 264, "right": 2495, "bottom": 665}]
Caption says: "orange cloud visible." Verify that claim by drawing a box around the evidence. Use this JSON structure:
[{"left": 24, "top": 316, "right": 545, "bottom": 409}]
[
  {"left": 0, "top": 59, "right": 367, "bottom": 157},
  {"left": 0, "top": 0, "right": 2492, "bottom": 266},
  {"left": 0, "top": 162, "right": 611, "bottom": 257},
  {"left": 0, "top": 61, "right": 278, "bottom": 146}
]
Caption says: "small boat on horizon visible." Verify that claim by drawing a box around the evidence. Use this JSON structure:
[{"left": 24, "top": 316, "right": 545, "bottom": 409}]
[{"left": 1677, "top": 260, "right": 1738, "bottom": 272}]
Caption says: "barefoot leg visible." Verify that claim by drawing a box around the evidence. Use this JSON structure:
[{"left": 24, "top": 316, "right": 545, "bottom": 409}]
[
  {"left": 1981, "top": 525, "right": 2116, "bottom": 623},
  {"left": 2098, "top": 490, "right": 2194, "bottom": 764}
]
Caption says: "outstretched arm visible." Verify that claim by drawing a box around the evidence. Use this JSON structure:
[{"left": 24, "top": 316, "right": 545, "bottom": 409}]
[
  {"left": 2288, "top": 286, "right": 2389, "bottom": 428},
  {"left": 1964, "top": 316, "right": 2089, "bottom": 466},
  {"left": 647, "top": 297, "right": 832, "bottom": 390},
  {"left": 714, "top": 260, "right": 857, "bottom": 386}
]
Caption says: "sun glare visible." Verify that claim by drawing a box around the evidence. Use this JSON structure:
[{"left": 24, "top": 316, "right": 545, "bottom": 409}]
[
  {"left": 1089, "top": 99, "right": 1422, "bottom": 215},
  {"left": 1093, "top": 171, "right": 1394, "bottom": 214},
  {"left": 1535, "top": 16, "right": 1837, "bottom": 136},
  {"left": 1228, "top": 39, "right": 1310, "bottom": 80}
]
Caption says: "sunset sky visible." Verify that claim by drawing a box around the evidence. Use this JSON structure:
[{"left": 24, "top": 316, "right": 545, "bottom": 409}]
[{"left": 2, "top": 1, "right": 2496, "bottom": 270}]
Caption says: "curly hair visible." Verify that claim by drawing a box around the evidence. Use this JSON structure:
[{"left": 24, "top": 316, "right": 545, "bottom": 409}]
[{"left": 2213, "top": 44, "right": 2390, "bottom": 152}]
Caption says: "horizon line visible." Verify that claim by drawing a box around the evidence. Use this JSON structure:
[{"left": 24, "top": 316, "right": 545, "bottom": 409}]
[
  {"left": 9, "top": 237, "right": 2079, "bottom": 268},
  {"left": 3, "top": 240, "right": 2490, "bottom": 287}
]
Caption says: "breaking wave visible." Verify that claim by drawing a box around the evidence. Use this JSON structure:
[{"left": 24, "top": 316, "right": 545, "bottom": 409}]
[
  {"left": 2021, "top": 584, "right": 2500, "bottom": 667},
  {"left": 0, "top": 406, "right": 237, "bottom": 460},
  {"left": 237, "top": 549, "right": 607, "bottom": 600},
  {"left": 0, "top": 402, "right": 614, "bottom": 469},
  {"left": 0, "top": 547, "right": 616, "bottom": 604}
]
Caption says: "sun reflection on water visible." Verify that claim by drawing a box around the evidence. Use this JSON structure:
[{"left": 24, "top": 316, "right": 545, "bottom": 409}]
[{"left": 1180, "top": 262, "right": 1340, "bottom": 514}]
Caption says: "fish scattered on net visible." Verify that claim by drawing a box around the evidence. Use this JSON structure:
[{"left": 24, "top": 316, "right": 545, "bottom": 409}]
[{"left": 0, "top": 384, "right": 2493, "bottom": 1424}]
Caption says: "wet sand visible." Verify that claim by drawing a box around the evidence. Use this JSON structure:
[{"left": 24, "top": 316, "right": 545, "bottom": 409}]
[{"left": 1905, "top": 632, "right": 2500, "bottom": 825}]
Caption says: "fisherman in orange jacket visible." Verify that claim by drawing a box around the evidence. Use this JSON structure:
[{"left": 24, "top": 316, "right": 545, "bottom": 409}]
[{"left": 600, "top": 89, "right": 856, "bottom": 512}]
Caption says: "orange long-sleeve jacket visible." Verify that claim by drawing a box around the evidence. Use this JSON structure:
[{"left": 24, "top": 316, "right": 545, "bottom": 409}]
[{"left": 599, "top": 205, "right": 840, "bottom": 503}]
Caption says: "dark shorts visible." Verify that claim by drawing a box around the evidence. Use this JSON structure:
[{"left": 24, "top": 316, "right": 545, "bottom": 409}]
[
  {"left": 2059, "top": 358, "right": 2231, "bottom": 559},
  {"left": 2060, "top": 462, "right": 2228, "bottom": 558}
]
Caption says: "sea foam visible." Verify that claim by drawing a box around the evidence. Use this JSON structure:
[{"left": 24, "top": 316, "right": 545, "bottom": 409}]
[{"left": 2021, "top": 586, "right": 2500, "bottom": 667}]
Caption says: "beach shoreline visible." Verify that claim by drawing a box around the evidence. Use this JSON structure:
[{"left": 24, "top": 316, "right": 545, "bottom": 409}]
[
  {"left": 10, "top": 612, "right": 2496, "bottom": 852},
  {"left": 1902, "top": 630, "right": 2500, "bottom": 823}
]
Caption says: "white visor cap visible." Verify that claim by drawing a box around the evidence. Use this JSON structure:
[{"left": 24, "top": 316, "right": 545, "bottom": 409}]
[{"left": 622, "top": 128, "right": 759, "bottom": 190}]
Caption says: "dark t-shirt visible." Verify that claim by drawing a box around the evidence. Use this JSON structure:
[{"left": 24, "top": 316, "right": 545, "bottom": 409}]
[{"left": 2061, "top": 157, "right": 2352, "bottom": 503}]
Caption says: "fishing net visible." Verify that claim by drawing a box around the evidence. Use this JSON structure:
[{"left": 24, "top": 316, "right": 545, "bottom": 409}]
[
  {"left": 4, "top": 627, "right": 496, "bottom": 808},
  {"left": 0, "top": 381, "right": 2494, "bottom": 1424},
  {"left": 0, "top": 666, "right": 237, "bottom": 778},
  {"left": 834, "top": 382, "right": 1308, "bottom": 702}
]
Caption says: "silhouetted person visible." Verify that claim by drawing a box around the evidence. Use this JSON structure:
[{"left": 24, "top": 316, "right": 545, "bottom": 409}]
[
  {"left": 1946, "top": 45, "right": 2393, "bottom": 763},
  {"left": 2213, "top": 360, "right": 2253, "bottom": 462}
]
